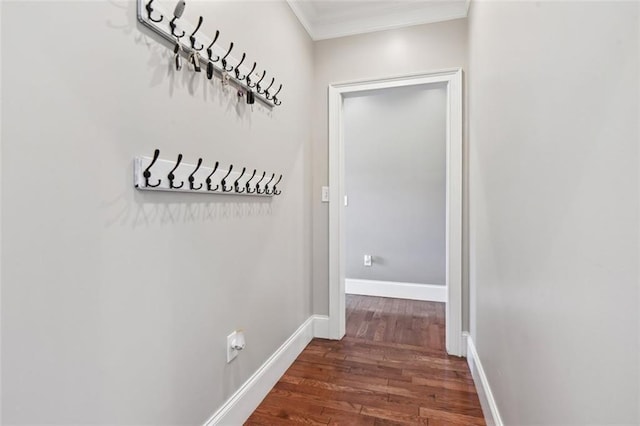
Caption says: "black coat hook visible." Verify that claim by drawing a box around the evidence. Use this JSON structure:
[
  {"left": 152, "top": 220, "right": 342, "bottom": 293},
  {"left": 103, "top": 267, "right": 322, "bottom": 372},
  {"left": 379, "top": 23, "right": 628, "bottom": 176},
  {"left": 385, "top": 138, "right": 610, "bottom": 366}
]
[
  {"left": 168, "top": 153, "right": 184, "bottom": 189},
  {"left": 267, "top": 84, "right": 282, "bottom": 101},
  {"left": 143, "top": 149, "right": 162, "bottom": 188},
  {"left": 234, "top": 54, "right": 247, "bottom": 80},
  {"left": 221, "top": 42, "right": 234, "bottom": 72},
  {"left": 169, "top": 1, "right": 186, "bottom": 38},
  {"left": 261, "top": 78, "right": 275, "bottom": 97},
  {"left": 252, "top": 171, "right": 265, "bottom": 194},
  {"left": 257, "top": 173, "right": 274, "bottom": 195},
  {"left": 248, "top": 69, "right": 264, "bottom": 89},
  {"left": 255, "top": 71, "right": 268, "bottom": 93},
  {"left": 241, "top": 62, "right": 257, "bottom": 84},
  {"left": 145, "top": 0, "right": 163, "bottom": 23},
  {"left": 189, "top": 16, "right": 204, "bottom": 51},
  {"left": 272, "top": 174, "right": 283, "bottom": 195},
  {"left": 221, "top": 165, "right": 234, "bottom": 192},
  {"left": 263, "top": 173, "right": 276, "bottom": 195},
  {"left": 243, "top": 169, "right": 257, "bottom": 193},
  {"left": 233, "top": 167, "right": 247, "bottom": 193},
  {"left": 188, "top": 158, "right": 203, "bottom": 190},
  {"left": 206, "top": 30, "right": 220, "bottom": 62},
  {"left": 206, "top": 161, "right": 220, "bottom": 191}
]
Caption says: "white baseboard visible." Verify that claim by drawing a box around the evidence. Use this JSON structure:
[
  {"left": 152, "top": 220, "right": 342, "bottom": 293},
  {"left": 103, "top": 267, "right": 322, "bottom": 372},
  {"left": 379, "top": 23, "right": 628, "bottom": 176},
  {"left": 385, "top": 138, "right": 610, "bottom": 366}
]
[
  {"left": 312, "top": 315, "right": 330, "bottom": 339},
  {"left": 203, "top": 315, "right": 328, "bottom": 425},
  {"left": 464, "top": 332, "right": 503, "bottom": 426},
  {"left": 345, "top": 278, "right": 446, "bottom": 302}
]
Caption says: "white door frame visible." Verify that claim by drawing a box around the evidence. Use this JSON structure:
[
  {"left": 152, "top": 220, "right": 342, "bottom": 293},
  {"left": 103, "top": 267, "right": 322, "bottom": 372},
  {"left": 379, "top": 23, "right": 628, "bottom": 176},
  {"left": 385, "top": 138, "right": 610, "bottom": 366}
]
[{"left": 328, "top": 68, "right": 464, "bottom": 356}]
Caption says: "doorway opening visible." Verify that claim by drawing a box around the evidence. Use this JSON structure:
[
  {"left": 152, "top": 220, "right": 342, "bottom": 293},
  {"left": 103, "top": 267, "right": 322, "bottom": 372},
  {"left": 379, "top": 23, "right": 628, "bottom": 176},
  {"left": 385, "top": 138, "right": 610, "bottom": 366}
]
[{"left": 327, "top": 69, "right": 463, "bottom": 356}]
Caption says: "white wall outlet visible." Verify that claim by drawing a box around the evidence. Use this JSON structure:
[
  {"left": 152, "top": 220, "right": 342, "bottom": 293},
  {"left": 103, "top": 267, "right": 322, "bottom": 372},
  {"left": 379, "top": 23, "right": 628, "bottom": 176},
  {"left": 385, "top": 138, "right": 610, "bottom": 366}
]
[
  {"left": 364, "top": 254, "right": 372, "bottom": 266},
  {"left": 321, "top": 186, "right": 329, "bottom": 202},
  {"left": 226, "top": 330, "right": 246, "bottom": 363}
]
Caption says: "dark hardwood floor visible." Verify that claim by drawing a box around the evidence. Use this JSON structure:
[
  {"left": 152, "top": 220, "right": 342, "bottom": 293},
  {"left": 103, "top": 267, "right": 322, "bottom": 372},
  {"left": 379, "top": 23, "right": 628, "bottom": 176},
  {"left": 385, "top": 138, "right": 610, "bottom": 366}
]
[{"left": 246, "top": 295, "right": 486, "bottom": 425}]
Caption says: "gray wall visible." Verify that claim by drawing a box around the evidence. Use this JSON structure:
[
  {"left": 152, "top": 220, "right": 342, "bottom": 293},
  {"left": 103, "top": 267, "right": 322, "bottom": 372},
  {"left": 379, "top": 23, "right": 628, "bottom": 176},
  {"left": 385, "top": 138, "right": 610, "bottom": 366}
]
[
  {"left": 468, "top": 1, "right": 639, "bottom": 423},
  {"left": 313, "top": 19, "right": 469, "bottom": 320},
  {"left": 1, "top": 1, "right": 313, "bottom": 424},
  {"left": 344, "top": 84, "right": 446, "bottom": 285}
]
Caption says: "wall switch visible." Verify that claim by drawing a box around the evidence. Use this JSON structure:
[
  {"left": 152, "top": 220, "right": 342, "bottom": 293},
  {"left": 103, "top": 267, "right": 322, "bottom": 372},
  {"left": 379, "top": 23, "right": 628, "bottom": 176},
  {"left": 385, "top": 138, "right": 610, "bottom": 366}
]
[
  {"left": 321, "top": 186, "right": 329, "bottom": 203},
  {"left": 364, "top": 255, "right": 372, "bottom": 266}
]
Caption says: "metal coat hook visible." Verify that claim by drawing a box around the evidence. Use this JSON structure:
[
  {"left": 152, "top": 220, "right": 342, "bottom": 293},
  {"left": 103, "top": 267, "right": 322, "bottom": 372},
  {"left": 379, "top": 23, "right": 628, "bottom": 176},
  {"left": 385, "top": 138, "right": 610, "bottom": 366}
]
[
  {"left": 267, "top": 84, "right": 282, "bottom": 101},
  {"left": 248, "top": 69, "right": 264, "bottom": 89},
  {"left": 261, "top": 78, "right": 275, "bottom": 97},
  {"left": 221, "top": 42, "right": 234, "bottom": 72},
  {"left": 169, "top": 1, "right": 186, "bottom": 38},
  {"left": 145, "top": 0, "right": 163, "bottom": 23},
  {"left": 205, "top": 31, "right": 220, "bottom": 80},
  {"left": 272, "top": 174, "right": 283, "bottom": 195},
  {"left": 233, "top": 167, "right": 247, "bottom": 193},
  {"left": 255, "top": 71, "right": 268, "bottom": 93},
  {"left": 263, "top": 173, "right": 276, "bottom": 195},
  {"left": 220, "top": 165, "right": 234, "bottom": 192},
  {"left": 189, "top": 16, "right": 204, "bottom": 51},
  {"left": 168, "top": 154, "right": 184, "bottom": 189},
  {"left": 206, "top": 31, "right": 220, "bottom": 62},
  {"left": 234, "top": 54, "right": 247, "bottom": 80},
  {"left": 188, "top": 158, "right": 203, "bottom": 190},
  {"left": 257, "top": 173, "right": 274, "bottom": 195},
  {"left": 206, "top": 161, "right": 220, "bottom": 191},
  {"left": 251, "top": 171, "right": 265, "bottom": 194},
  {"left": 243, "top": 169, "right": 257, "bottom": 193},
  {"left": 143, "top": 149, "right": 162, "bottom": 187},
  {"left": 243, "top": 62, "right": 257, "bottom": 84}
]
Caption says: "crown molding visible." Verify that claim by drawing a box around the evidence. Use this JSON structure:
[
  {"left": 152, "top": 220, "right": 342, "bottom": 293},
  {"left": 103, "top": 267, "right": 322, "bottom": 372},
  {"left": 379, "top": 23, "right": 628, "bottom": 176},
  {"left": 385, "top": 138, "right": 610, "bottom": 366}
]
[{"left": 287, "top": 0, "right": 470, "bottom": 41}]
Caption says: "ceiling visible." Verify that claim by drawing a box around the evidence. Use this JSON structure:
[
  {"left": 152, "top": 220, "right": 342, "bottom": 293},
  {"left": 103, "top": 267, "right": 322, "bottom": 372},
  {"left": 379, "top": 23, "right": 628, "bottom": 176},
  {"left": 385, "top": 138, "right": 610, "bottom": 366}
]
[{"left": 286, "top": 0, "right": 470, "bottom": 41}]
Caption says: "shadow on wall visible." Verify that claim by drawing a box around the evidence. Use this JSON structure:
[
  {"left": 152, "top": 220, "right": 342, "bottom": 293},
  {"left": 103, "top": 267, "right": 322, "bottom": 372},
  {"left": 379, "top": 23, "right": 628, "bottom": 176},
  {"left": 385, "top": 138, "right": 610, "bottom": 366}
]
[
  {"left": 103, "top": 190, "right": 273, "bottom": 228},
  {"left": 106, "top": 0, "right": 272, "bottom": 122}
]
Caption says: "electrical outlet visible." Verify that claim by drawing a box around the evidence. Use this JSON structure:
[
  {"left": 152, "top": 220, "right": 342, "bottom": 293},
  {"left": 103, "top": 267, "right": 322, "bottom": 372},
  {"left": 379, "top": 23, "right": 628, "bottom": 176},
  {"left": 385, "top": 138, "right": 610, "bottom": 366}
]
[
  {"left": 227, "top": 330, "right": 245, "bottom": 363},
  {"left": 364, "top": 255, "right": 372, "bottom": 266},
  {"left": 321, "top": 186, "right": 329, "bottom": 202}
]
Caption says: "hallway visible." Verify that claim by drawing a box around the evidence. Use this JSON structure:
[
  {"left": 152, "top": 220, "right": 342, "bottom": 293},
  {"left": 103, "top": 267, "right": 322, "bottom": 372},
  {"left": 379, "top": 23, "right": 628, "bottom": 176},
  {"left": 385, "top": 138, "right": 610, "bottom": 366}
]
[{"left": 246, "top": 295, "right": 485, "bottom": 425}]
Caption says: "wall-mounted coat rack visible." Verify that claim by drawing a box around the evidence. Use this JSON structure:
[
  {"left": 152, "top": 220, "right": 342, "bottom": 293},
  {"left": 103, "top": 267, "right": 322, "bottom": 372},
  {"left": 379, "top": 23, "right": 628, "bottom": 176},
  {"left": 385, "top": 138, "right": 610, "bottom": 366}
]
[
  {"left": 137, "top": 0, "right": 283, "bottom": 108},
  {"left": 134, "top": 150, "right": 283, "bottom": 196}
]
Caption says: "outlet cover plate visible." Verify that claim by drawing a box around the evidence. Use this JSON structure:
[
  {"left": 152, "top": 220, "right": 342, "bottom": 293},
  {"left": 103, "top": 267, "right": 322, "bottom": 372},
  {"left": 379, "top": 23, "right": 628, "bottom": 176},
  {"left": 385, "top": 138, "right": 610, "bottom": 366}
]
[{"left": 227, "top": 331, "right": 239, "bottom": 363}]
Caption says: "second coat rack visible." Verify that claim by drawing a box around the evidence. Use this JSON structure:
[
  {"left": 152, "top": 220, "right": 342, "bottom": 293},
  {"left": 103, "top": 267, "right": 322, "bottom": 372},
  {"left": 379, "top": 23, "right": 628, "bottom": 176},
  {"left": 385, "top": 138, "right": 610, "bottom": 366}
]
[
  {"left": 134, "top": 150, "right": 283, "bottom": 196},
  {"left": 137, "top": 0, "right": 284, "bottom": 108}
]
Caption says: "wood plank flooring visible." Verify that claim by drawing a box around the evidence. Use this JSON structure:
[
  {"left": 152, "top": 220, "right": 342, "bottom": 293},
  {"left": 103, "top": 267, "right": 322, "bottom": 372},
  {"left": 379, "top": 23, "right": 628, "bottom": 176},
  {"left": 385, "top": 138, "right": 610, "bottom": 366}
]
[{"left": 246, "top": 295, "right": 486, "bottom": 425}]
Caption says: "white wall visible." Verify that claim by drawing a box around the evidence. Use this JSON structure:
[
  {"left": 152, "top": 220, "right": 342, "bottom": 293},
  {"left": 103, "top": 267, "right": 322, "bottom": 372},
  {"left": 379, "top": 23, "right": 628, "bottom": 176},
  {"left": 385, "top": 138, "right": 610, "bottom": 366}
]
[
  {"left": 1, "top": 1, "right": 313, "bottom": 424},
  {"left": 468, "top": 1, "right": 639, "bottom": 423},
  {"left": 313, "top": 19, "right": 469, "bottom": 322},
  {"left": 344, "top": 84, "right": 446, "bottom": 285}
]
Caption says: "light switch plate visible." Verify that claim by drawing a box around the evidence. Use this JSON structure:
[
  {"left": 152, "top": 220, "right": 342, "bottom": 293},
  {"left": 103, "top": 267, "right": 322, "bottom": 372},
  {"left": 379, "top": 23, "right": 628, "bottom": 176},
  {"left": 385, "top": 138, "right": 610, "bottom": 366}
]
[{"left": 321, "top": 186, "right": 329, "bottom": 202}]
